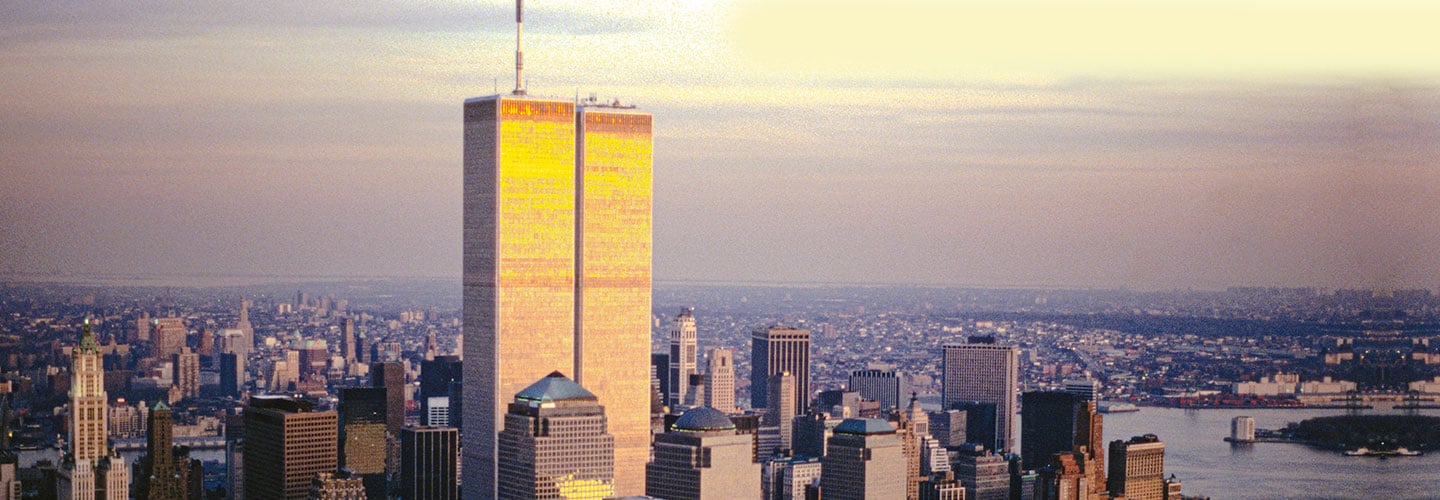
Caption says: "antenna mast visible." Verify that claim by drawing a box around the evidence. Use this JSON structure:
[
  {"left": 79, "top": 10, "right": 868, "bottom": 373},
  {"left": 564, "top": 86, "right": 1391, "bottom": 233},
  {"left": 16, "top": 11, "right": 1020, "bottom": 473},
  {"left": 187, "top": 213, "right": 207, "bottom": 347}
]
[{"left": 513, "top": 0, "right": 526, "bottom": 95}]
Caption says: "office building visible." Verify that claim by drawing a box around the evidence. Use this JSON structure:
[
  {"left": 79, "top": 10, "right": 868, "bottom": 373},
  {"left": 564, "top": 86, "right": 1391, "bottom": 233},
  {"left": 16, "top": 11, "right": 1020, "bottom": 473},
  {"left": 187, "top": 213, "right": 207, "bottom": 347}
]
[
  {"left": 235, "top": 298, "right": 254, "bottom": 358},
  {"left": 752, "top": 325, "right": 811, "bottom": 415},
  {"left": 219, "top": 353, "right": 244, "bottom": 397},
  {"left": 496, "top": 372, "right": 615, "bottom": 499},
  {"left": 422, "top": 356, "right": 462, "bottom": 423},
  {"left": 243, "top": 396, "right": 338, "bottom": 500},
  {"left": 668, "top": 309, "right": 698, "bottom": 408},
  {"left": 426, "top": 397, "right": 452, "bottom": 427},
  {"left": 764, "top": 372, "right": 797, "bottom": 451},
  {"left": 942, "top": 337, "right": 1018, "bottom": 452},
  {"left": 820, "top": 418, "right": 905, "bottom": 500},
  {"left": 927, "top": 409, "right": 966, "bottom": 448},
  {"left": 339, "top": 387, "right": 389, "bottom": 497},
  {"left": 463, "top": 10, "right": 653, "bottom": 493},
  {"left": 1064, "top": 378, "right": 1100, "bottom": 402},
  {"left": 849, "top": 369, "right": 903, "bottom": 411},
  {"left": 703, "top": 347, "right": 735, "bottom": 413},
  {"left": 762, "top": 454, "right": 822, "bottom": 500},
  {"left": 172, "top": 348, "right": 199, "bottom": 399},
  {"left": 371, "top": 362, "right": 406, "bottom": 436},
  {"left": 1, "top": 452, "right": 18, "bottom": 500},
  {"left": 225, "top": 414, "right": 245, "bottom": 500},
  {"left": 889, "top": 396, "right": 928, "bottom": 500},
  {"left": 401, "top": 426, "right": 460, "bottom": 500},
  {"left": 151, "top": 317, "right": 187, "bottom": 361},
  {"left": 1108, "top": 435, "right": 1166, "bottom": 500},
  {"left": 1022, "top": 391, "right": 1081, "bottom": 470},
  {"left": 138, "top": 401, "right": 182, "bottom": 500},
  {"left": 340, "top": 317, "right": 358, "bottom": 364},
  {"left": 651, "top": 353, "right": 671, "bottom": 409},
  {"left": 57, "top": 320, "right": 130, "bottom": 500},
  {"left": 196, "top": 328, "right": 214, "bottom": 358},
  {"left": 646, "top": 407, "right": 760, "bottom": 500},
  {"left": 953, "top": 443, "right": 1010, "bottom": 500},
  {"left": 792, "top": 412, "right": 836, "bottom": 459}
]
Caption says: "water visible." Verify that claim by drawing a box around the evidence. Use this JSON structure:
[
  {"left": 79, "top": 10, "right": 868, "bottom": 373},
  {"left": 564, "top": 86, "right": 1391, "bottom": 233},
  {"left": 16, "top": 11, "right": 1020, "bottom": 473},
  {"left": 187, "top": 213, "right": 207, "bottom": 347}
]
[{"left": 1102, "top": 407, "right": 1440, "bottom": 499}]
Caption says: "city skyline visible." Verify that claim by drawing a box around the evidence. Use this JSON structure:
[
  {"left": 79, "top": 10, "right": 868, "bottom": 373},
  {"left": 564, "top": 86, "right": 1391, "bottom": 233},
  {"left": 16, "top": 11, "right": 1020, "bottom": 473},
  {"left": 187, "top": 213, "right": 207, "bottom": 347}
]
[{"left": 3, "top": 1, "right": 1440, "bottom": 291}]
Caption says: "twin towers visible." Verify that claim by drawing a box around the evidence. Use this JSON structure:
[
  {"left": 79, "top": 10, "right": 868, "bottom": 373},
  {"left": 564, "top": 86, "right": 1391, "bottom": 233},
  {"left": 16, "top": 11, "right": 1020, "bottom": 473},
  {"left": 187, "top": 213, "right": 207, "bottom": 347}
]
[{"left": 461, "top": 91, "right": 654, "bottom": 497}]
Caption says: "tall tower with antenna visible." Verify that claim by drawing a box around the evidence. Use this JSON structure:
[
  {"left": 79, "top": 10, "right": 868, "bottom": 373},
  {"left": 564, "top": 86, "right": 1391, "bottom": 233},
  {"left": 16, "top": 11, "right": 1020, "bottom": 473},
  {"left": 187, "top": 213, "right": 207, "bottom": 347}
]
[{"left": 462, "top": 1, "right": 653, "bottom": 497}]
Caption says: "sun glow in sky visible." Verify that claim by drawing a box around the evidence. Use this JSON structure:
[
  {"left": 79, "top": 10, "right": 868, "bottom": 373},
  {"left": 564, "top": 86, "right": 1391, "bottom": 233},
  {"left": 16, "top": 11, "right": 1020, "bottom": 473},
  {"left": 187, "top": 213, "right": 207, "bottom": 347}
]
[{"left": 1, "top": 0, "right": 1437, "bottom": 289}]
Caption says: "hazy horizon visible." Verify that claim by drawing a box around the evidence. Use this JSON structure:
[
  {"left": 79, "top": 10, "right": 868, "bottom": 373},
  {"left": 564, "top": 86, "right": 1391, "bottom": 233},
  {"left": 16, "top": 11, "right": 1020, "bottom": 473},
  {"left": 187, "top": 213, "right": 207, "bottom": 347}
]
[{"left": 4, "top": 1, "right": 1438, "bottom": 291}]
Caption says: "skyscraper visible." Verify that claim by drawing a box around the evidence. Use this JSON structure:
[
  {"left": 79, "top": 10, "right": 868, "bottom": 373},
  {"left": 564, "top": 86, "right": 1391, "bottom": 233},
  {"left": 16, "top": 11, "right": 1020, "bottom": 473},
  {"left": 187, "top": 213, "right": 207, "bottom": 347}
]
[
  {"left": 172, "top": 348, "right": 199, "bottom": 400},
  {"left": 1021, "top": 391, "right": 1080, "bottom": 470},
  {"left": 151, "top": 317, "right": 187, "bottom": 361},
  {"left": 763, "top": 372, "right": 797, "bottom": 452},
  {"left": 401, "top": 426, "right": 460, "bottom": 500},
  {"left": 849, "top": 368, "right": 903, "bottom": 411},
  {"left": 339, "top": 387, "right": 389, "bottom": 497},
  {"left": 496, "top": 372, "right": 615, "bottom": 499},
  {"left": 645, "top": 407, "right": 760, "bottom": 499},
  {"left": 219, "top": 352, "right": 244, "bottom": 398},
  {"left": 58, "top": 320, "right": 130, "bottom": 500},
  {"left": 243, "top": 396, "right": 338, "bottom": 500},
  {"left": 668, "top": 309, "right": 698, "bottom": 408},
  {"left": 371, "top": 362, "right": 406, "bottom": 437},
  {"left": 942, "top": 336, "right": 1019, "bottom": 452},
  {"left": 340, "top": 317, "right": 357, "bottom": 364},
  {"left": 1107, "top": 435, "right": 1166, "bottom": 500},
  {"left": 138, "top": 401, "right": 182, "bottom": 500},
  {"left": 820, "top": 418, "right": 905, "bottom": 500},
  {"left": 751, "top": 325, "right": 811, "bottom": 414},
  {"left": 703, "top": 347, "right": 735, "bottom": 413},
  {"left": 953, "top": 444, "right": 1011, "bottom": 500},
  {"left": 463, "top": 4, "right": 652, "bottom": 496}
]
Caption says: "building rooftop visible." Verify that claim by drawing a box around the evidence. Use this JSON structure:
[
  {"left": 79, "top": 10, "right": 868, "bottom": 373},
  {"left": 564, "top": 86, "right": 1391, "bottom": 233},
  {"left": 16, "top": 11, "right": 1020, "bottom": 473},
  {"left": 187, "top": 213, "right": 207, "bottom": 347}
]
[
  {"left": 673, "top": 406, "right": 735, "bottom": 432},
  {"left": 515, "top": 371, "right": 597, "bottom": 405},
  {"left": 833, "top": 418, "right": 895, "bottom": 436}
]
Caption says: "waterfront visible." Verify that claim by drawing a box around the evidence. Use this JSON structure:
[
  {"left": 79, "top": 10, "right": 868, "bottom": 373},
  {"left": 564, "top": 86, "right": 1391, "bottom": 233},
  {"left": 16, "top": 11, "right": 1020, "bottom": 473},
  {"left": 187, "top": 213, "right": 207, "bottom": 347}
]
[{"left": 1103, "top": 406, "right": 1440, "bottom": 499}]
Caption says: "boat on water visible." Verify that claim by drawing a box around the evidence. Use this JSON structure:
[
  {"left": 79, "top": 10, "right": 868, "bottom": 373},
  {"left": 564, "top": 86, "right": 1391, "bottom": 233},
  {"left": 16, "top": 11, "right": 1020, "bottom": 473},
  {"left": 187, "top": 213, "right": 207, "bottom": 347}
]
[
  {"left": 1098, "top": 402, "right": 1139, "bottom": 413},
  {"left": 1343, "top": 447, "right": 1422, "bottom": 457}
]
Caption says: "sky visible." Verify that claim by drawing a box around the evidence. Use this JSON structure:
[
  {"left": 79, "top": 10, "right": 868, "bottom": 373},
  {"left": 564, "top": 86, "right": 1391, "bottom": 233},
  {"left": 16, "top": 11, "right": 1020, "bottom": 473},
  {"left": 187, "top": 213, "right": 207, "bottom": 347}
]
[{"left": 2, "top": 0, "right": 1438, "bottom": 290}]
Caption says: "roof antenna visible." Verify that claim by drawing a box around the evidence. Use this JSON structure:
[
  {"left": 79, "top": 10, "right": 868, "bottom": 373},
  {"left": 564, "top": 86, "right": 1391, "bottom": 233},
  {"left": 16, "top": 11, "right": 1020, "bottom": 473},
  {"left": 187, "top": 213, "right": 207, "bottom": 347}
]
[{"left": 513, "top": 0, "right": 526, "bottom": 95}]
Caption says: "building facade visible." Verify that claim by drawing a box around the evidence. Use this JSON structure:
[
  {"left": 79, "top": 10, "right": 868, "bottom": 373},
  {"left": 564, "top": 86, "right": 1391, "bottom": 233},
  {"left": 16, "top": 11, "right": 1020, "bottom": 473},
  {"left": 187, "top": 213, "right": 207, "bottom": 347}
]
[
  {"left": 401, "top": 426, "right": 460, "bottom": 500},
  {"left": 942, "top": 337, "right": 1019, "bottom": 452},
  {"left": 703, "top": 347, "right": 735, "bottom": 413},
  {"left": 242, "top": 396, "right": 338, "bottom": 500},
  {"left": 668, "top": 309, "right": 698, "bottom": 408},
  {"left": 820, "top": 418, "right": 905, "bottom": 500},
  {"left": 1108, "top": 435, "right": 1166, "bottom": 500},
  {"left": 496, "top": 372, "right": 615, "bottom": 499},
  {"left": 646, "top": 407, "right": 760, "bottom": 500},
  {"left": 752, "top": 326, "right": 811, "bottom": 415}
]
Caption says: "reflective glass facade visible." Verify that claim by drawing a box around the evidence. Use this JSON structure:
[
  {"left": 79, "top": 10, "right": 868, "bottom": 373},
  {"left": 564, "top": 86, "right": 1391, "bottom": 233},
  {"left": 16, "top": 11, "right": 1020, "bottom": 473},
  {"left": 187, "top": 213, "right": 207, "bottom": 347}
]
[
  {"left": 464, "top": 96, "right": 579, "bottom": 498},
  {"left": 576, "top": 107, "right": 652, "bottom": 495}
]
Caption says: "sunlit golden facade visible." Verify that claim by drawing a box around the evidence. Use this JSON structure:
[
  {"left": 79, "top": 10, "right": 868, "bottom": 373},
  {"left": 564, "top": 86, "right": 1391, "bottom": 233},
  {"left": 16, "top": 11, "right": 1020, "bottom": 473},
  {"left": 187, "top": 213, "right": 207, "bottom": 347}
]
[
  {"left": 575, "top": 107, "right": 652, "bottom": 495},
  {"left": 464, "top": 96, "right": 579, "bottom": 498}
]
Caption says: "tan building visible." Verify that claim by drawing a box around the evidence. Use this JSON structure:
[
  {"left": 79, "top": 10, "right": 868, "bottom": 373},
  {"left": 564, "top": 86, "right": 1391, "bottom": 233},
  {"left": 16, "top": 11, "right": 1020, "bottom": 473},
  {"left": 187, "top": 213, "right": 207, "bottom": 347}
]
[
  {"left": 703, "top": 347, "right": 736, "bottom": 413},
  {"left": 646, "top": 407, "right": 760, "bottom": 499},
  {"left": 243, "top": 395, "right": 338, "bottom": 500},
  {"left": 668, "top": 309, "right": 699, "bottom": 408},
  {"left": 820, "top": 418, "right": 905, "bottom": 500},
  {"left": 497, "top": 372, "right": 615, "bottom": 499},
  {"left": 1108, "top": 435, "right": 1167, "bottom": 500},
  {"left": 309, "top": 472, "right": 366, "bottom": 500},
  {"left": 58, "top": 320, "right": 130, "bottom": 500},
  {"left": 172, "top": 348, "right": 200, "bottom": 400},
  {"left": 752, "top": 326, "right": 812, "bottom": 416},
  {"left": 151, "top": 317, "right": 187, "bottom": 361}
]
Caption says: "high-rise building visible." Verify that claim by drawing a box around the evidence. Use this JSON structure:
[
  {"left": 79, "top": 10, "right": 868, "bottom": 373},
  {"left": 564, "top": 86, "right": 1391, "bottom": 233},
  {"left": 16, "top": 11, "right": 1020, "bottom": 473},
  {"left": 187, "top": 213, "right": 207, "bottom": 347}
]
[
  {"left": 172, "top": 348, "right": 199, "bottom": 400},
  {"left": 927, "top": 409, "right": 966, "bottom": 448},
  {"left": 425, "top": 397, "right": 452, "bottom": 427},
  {"left": 651, "top": 353, "right": 671, "bottom": 410},
  {"left": 1108, "top": 435, "right": 1166, "bottom": 500},
  {"left": 1064, "top": 377, "right": 1100, "bottom": 402},
  {"left": 1021, "top": 391, "right": 1081, "bottom": 470},
  {"left": 421, "top": 356, "right": 462, "bottom": 423},
  {"left": 763, "top": 372, "right": 797, "bottom": 452},
  {"left": 57, "top": 319, "right": 130, "bottom": 500},
  {"left": 0, "top": 451, "right": 18, "bottom": 500},
  {"left": 371, "top": 362, "right": 406, "bottom": 437},
  {"left": 820, "top": 418, "right": 905, "bottom": 500},
  {"left": 849, "top": 369, "right": 904, "bottom": 411},
  {"left": 151, "top": 317, "right": 187, "bottom": 361},
  {"left": 196, "top": 329, "right": 214, "bottom": 358},
  {"left": 462, "top": 6, "right": 653, "bottom": 495},
  {"left": 401, "top": 426, "right": 460, "bottom": 500},
  {"left": 340, "top": 317, "right": 357, "bottom": 364},
  {"left": 339, "top": 387, "right": 389, "bottom": 497},
  {"left": 137, "top": 401, "right": 183, "bottom": 500},
  {"left": 243, "top": 395, "right": 338, "bottom": 500},
  {"left": 953, "top": 443, "right": 1011, "bottom": 500},
  {"left": 703, "top": 348, "right": 735, "bottom": 413},
  {"left": 888, "top": 395, "right": 928, "bottom": 500},
  {"left": 761, "top": 454, "right": 822, "bottom": 500},
  {"left": 225, "top": 414, "right": 245, "bottom": 500},
  {"left": 646, "top": 407, "right": 761, "bottom": 499},
  {"left": 668, "top": 309, "right": 698, "bottom": 408},
  {"left": 236, "top": 298, "right": 254, "bottom": 355},
  {"left": 751, "top": 326, "right": 811, "bottom": 415},
  {"left": 220, "top": 353, "right": 244, "bottom": 398},
  {"left": 496, "top": 372, "right": 615, "bottom": 499},
  {"left": 942, "top": 336, "right": 1018, "bottom": 452}
]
